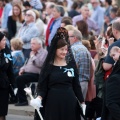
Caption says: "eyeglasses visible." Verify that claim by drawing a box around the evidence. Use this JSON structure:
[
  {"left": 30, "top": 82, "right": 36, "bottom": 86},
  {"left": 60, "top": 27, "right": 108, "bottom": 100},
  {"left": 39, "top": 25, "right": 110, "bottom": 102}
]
[
  {"left": 69, "top": 36, "right": 75, "bottom": 38},
  {"left": 25, "top": 14, "right": 32, "bottom": 17}
]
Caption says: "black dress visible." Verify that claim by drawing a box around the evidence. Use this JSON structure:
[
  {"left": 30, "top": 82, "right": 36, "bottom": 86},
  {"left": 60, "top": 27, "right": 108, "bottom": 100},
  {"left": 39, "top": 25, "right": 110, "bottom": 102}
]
[
  {"left": 37, "top": 64, "right": 84, "bottom": 120},
  {"left": 0, "top": 46, "right": 14, "bottom": 116}
]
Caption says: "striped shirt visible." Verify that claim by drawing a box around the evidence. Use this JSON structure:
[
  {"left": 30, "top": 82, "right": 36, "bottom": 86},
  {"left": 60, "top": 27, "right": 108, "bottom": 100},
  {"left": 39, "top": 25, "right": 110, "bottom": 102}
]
[
  {"left": 71, "top": 41, "right": 91, "bottom": 82},
  {"left": 30, "top": 0, "right": 43, "bottom": 10}
]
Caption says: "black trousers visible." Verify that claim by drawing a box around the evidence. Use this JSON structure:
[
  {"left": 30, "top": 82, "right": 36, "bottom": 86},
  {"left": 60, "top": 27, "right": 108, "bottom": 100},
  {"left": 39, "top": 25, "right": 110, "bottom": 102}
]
[{"left": 16, "top": 73, "right": 39, "bottom": 103}]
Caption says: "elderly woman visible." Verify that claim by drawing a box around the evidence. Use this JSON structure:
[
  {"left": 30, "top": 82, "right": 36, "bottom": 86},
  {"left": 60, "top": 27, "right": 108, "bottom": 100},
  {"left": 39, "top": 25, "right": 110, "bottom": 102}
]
[{"left": 0, "top": 32, "right": 14, "bottom": 120}]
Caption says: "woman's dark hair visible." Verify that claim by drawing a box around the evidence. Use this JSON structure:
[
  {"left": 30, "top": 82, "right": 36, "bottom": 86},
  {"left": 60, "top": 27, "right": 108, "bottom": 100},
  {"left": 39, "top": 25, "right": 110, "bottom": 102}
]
[
  {"left": 61, "top": 17, "right": 72, "bottom": 26},
  {"left": 57, "top": 39, "right": 67, "bottom": 49},
  {"left": 72, "top": 1, "right": 78, "bottom": 10},
  {"left": 106, "top": 26, "right": 117, "bottom": 42},
  {"left": 105, "top": 0, "right": 112, "bottom": 5},
  {"left": 0, "top": 32, "right": 5, "bottom": 41},
  {"left": 37, "top": 27, "right": 77, "bottom": 92},
  {"left": 76, "top": 20, "right": 89, "bottom": 38},
  {"left": 89, "top": 35, "right": 96, "bottom": 50}
]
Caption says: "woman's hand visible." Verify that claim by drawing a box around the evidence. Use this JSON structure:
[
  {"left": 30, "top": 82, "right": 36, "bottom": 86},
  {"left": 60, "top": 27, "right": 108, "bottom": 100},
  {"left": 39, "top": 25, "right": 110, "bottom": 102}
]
[{"left": 30, "top": 97, "right": 42, "bottom": 109}]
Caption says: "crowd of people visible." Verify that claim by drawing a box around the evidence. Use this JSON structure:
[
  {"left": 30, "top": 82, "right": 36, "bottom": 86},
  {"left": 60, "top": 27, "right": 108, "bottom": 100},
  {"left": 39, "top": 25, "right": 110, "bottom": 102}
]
[{"left": 0, "top": 0, "right": 120, "bottom": 120}]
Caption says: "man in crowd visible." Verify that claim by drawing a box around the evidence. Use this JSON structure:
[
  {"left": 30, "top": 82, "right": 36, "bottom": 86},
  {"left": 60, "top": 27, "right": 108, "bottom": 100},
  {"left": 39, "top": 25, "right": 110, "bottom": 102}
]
[
  {"left": 68, "top": 28, "right": 91, "bottom": 99},
  {"left": 48, "top": 5, "right": 65, "bottom": 46},
  {"left": 15, "top": 37, "right": 47, "bottom": 106},
  {"left": 72, "top": 4, "right": 100, "bottom": 35},
  {"left": 90, "top": 0, "right": 105, "bottom": 32},
  {"left": 103, "top": 19, "right": 120, "bottom": 71},
  {"left": 17, "top": 9, "right": 40, "bottom": 59}
]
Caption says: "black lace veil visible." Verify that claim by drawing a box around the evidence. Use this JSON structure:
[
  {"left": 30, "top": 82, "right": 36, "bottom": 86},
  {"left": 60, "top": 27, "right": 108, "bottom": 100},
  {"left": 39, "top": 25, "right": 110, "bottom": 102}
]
[{"left": 38, "top": 27, "right": 78, "bottom": 84}]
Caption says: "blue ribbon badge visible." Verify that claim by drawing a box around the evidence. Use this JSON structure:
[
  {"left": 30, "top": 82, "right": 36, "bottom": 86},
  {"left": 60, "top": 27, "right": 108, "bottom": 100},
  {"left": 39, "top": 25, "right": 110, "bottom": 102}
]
[
  {"left": 4, "top": 53, "right": 12, "bottom": 63},
  {"left": 63, "top": 68, "right": 74, "bottom": 77}
]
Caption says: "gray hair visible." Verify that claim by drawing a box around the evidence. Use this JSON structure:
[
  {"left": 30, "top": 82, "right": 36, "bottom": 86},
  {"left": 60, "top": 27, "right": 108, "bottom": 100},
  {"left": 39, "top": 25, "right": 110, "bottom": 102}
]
[
  {"left": 112, "top": 19, "right": 120, "bottom": 31},
  {"left": 27, "top": 9, "right": 36, "bottom": 21},
  {"left": 54, "top": 5, "right": 65, "bottom": 17},
  {"left": 73, "top": 29, "right": 83, "bottom": 41},
  {"left": 31, "top": 37, "right": 42, "bottom": 46},
  {"left": 81, "top": 4, "right": 89, "bottom": 11}
]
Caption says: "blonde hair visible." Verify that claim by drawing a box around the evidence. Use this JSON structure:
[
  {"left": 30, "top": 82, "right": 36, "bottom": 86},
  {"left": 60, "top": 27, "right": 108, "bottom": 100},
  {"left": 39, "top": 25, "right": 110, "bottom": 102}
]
[
  {"left": 33, "top": 9, "right": 40, "bottom": 19},
  {"left": 10, "top": 38, "right": 23, "bottom": 50},
  {"left": 110, "top": 46, "right": 120, "bottom": 56},
  {"left": 64, "top": 25, "right": 76, "bottom": 31}
]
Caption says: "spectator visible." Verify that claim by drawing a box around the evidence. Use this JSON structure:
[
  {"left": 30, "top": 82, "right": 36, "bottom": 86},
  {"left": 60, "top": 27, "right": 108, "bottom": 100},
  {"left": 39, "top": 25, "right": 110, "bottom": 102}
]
[
  {"left": 61, "top": 16, "right": 72, "bottom": 27},
  {"left": 7, "top": 4, "right": 24, "bottom": 41},
  {"left": 17, "top": 9, "right": 40, "bottom": 59},
  {"left": 1, "top": 0, "right": 12, "bottom": 31},
  {"left": 103, "top": 0, "right": 112, "bottom": 35},
  {"left": 89, "top": 35, "right": 98, "bottom": 60},
  {"left": 68, "top": 1, "right": 80, "bottom": 18},
  {"left": 33, "top": 9, "right": 44, "bottom": 41},
  {"left": 76, "top": 20, "right": 90, "bottom": 39},
  {"left": 28, "top": 0, "right": 43, "bottom": 11},
  {"left": 23, "top": 1, "right": 32, "bottom": 10},
  {"left": 73, "top": 4, "right": 100, "bottom": 35},
  {"left": 10, "top": 38, "right": 25, "bottom": 78},
  {"left": 45, "top": 2, "right": 55, "bottom": 47},
  {"left": 48, "top": 5, "right": 65, "bottom": 46},
  {"left": 90, "top": 0, "right": 105, "bottom": 31},
  {"left": 15, "top": 37, "right": 47, "bottom": 106},
  {"left": 110, "top": 6, "right": 119, "bottom": 23},
  {"left": 101, "top": 46, "right": 120, "bottom": 120},
  {"left": 103, "top": 19, "right": 120, "bottom": 71},
  {"left": 68, "top": 28, "right": 91, "bottom": 100}
]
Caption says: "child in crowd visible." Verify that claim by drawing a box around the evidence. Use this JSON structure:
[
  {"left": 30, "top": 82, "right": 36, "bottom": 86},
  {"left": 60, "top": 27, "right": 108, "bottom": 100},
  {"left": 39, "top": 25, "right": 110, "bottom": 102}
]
[
  {"left": 110, "top": 46, "right": 120, "bottom": 63},
  {"left": 10, "top": 38, "right": 25, "bottom": 78}
]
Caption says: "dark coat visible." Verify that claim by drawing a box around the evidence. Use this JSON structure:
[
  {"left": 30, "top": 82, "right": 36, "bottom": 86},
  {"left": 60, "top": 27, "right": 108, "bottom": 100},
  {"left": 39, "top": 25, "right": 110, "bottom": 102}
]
[
  {"left": 7, "top": 16, "right": 17, "bottom": 40},
  {"left": 0, "top": 46, "right": 15, "bottom": 116},
  {"left": 0, "top": 45, "right": 15, "bottom": 88},
  {"left": 101, "top": 59, "right": 120, "bottom": 120}
]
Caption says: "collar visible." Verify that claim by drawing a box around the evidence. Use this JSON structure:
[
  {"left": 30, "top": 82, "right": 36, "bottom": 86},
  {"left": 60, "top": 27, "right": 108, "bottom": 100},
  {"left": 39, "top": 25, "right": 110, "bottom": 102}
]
[
  {"left": 11, "top": 50, "right": 22, "bottom": 56},
  {"left": 35, "top": 48, "right": 43, "bottom": 55},
  {"left": 23, "top": 22, "right": 35, "bottom": 27},
  {"left": 94, "top": 5, "right": 100, "bottom": 10},
  {"left": 72, "top": 41, "right": 82, "bottom": 46},
  {"left": 55, "top": 17, "right": 62, "bottom": 21}
]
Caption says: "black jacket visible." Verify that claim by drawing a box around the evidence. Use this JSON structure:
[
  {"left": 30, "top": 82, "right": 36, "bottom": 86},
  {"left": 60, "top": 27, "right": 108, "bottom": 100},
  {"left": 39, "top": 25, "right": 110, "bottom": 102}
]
[
  {"left": 0, "top": 45, "right": 15, "bottom": 88},
  {"left": 7, "top": 16, "right": 24, "bottom": 40},
  {"left": 101, "top": 59, "right": 120, "bottom": 120}
]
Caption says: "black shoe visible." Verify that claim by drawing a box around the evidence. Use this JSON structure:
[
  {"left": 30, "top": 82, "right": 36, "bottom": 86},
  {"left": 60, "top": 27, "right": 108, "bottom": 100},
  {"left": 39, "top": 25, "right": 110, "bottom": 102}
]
[{"left": 15, "top": 101, "right": 28, "bottom": 106}]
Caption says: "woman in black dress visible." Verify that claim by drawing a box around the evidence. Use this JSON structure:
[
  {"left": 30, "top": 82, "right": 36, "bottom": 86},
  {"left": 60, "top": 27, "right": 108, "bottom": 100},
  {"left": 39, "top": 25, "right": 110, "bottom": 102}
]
[
  {"left": 0, "top": 32, "right": 14, "bottom": 120},
  {"left": 30, "top": 27, "right": 86, "bottom": 120}
]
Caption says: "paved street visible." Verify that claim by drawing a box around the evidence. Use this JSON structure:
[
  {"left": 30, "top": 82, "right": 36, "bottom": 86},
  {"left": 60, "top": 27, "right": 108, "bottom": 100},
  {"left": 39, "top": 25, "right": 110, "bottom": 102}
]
[{"left": 6, "top": 114, "right": 34, "bottom": 120}]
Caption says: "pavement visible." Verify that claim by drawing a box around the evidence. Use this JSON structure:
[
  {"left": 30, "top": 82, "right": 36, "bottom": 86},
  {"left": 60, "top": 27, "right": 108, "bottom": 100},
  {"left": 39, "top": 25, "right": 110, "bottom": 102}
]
[
  {"left": 8, "top": 104, "right": 35, "bottom": 116},
  {"left": 6, "top": 114, "right": 34, "bottom": 120}
]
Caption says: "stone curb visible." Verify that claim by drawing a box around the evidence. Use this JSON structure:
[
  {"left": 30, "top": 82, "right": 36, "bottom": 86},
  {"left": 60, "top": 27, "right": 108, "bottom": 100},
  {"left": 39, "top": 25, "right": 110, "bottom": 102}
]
[{"left": 8, "top": 104, "right": 35, "bottom": 116}]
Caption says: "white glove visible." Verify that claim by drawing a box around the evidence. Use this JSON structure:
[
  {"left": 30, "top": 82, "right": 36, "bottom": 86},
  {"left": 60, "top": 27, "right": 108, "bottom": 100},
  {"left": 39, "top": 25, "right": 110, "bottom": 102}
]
[
  {"left": 81, "top": 103, "right": 86, "bottom": 115},
  {"left": 96, "top": 117, "right": 101, "bottom": 120},
  {"left": 30, "top": 97, "right": 42, "bottom": 109}
]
